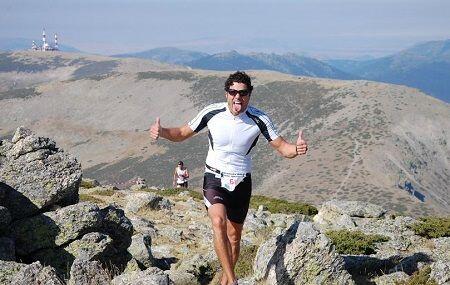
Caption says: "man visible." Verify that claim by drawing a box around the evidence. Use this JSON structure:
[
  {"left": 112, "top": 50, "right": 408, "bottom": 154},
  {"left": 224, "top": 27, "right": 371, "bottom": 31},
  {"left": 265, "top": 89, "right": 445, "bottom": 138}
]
[{"left": 150, "top": 71, "right": 308, "bottom": 285}]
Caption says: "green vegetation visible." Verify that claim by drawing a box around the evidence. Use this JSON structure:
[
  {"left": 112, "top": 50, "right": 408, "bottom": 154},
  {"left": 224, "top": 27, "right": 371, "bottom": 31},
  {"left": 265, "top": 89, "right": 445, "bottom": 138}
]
[
  {"left": 80, "top": 180, "right": 97, "bottom": 189},
  {"left": 143, "top": 188, "right": 203, "bottom": 201},
  {"left": 235, "top": 245, "right": 259, "bottom": 277},
  {"left": 326, "top": 230, "right": 389, "bottom": 255},
  {"left": 72, "top": 61, "right": 118, "bottom": 79},
  {"left": 410, "top": 217, "right": 450, "bottom": 238},
  {"left": 250, "top": 195, "right": 318, "bottom": 215},
  {"left": 78, "top": 194, "right": 103, "bottom": 204},
  {"left": 395, "top": 266, "right": 437, "bottom": 285}
]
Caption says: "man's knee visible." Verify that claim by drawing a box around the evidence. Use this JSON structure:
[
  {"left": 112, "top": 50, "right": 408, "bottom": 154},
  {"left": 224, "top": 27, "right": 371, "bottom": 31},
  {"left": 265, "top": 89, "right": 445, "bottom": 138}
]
[{"left": 211, "top": 215, "right": 227, "bottom": 230}]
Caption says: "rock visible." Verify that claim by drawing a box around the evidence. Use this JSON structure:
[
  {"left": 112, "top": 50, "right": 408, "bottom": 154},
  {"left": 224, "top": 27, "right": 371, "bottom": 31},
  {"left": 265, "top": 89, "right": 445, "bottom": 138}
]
[
  {"left": 128, "top": 233, "right": 155, "bottom": 269},
  {"left": 68, "top": 258, "right": 111, "bottom": 285},
  {"left": 0, "top": 206, "right": 11, "bottom": 234},
  {"left": 253, "top": 221, "right": 355, "bottom": 285},
  {"left": 0, "top": 237, "right": 15, "bottom": 261},
  {"left": 372, "top": 271, "right": 409, "bottom": 284},
  {"left": 111, "top": 266, "right": 170, "bottom": 285},
  {"left": 166, "top": 269, "right": 198, "bottom": 285},
  {"left": 432, "top": 237, "right": 450, "bottom": 262},
  {"left": 12, "top": 202, "right": 132, "bottom": 256},
  {"left": 32, "top": 232, "right": 116, "bottom": 276},
  {"left": 125, "top": 192, "right": 172, "bottom": 213},
  {"left": 0, "top": 260, "right": 22, "bottom": 284},
  {"left": 176, "top": 253, "right": 215, "bottom": 283},
  {"left": 158, "top": 225, "right": 183, "bottom": 243},
  {"left": 430, "top": 261, "right": 450, "bottom": 284},
  {"left": 124, "top": 258, "right": 141, "bottom": 273},
  {"left": 129, "top": 216, "right": 158, "bottom": 238},
  {"left": 0, "top": 127, "right": 82, "bottom": 220},
  {"left": 321, "top": 200, "right": 387, "bottom": 218},
  {"left": 9, "top": 261, "right": 64, "bottom": 285}
]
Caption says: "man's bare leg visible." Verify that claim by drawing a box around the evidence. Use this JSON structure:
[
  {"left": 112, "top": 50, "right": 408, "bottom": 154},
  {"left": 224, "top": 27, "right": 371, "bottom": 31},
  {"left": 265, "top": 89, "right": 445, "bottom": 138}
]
[
  {"left": 221, "top": 220, "right": 243, "bottom": 285},
  {"left": 208, "top": 204, "right": 237, "bottom": 285}
]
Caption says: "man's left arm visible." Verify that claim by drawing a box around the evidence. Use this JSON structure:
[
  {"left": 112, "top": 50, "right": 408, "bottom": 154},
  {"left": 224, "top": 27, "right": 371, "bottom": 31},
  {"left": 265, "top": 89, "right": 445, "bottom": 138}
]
[{"left": 269, "top": 130, "right": 308, "bottom": 158}]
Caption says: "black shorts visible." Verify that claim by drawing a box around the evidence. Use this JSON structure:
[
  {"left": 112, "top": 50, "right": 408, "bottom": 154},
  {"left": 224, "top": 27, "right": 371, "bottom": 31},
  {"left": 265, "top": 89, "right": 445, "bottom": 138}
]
[{"left": 203, "top": 172, "right": 252, "bottom": 224}]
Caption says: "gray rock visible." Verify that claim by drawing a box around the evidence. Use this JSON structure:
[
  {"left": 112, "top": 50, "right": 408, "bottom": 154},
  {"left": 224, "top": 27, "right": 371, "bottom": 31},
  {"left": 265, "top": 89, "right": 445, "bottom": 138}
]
[
  {"left": 0, "top": 237, "right": 15, "bottom": 260},
  {"left": 158, "top": 226, "right": 183, "bottom": 243},
  {"left": 166, "top": 269, "right": 198, "bottom": 285},
  {"left": 0, "top": 127, "right": 82, "bottom": 220},
  {"left": 0, "top": 260, "right": 22, "bottom": 284},
  {"left": 0, "top": 206, "right": 11, "bottom": 234},
  {"left": 176, "top": 253, "right": 215, "bottom": 282},
  {"left": 430, "top": 261, "right": 450, "bottom": 284},
  {"left": 125, "top": 192, "right": 172, "bottom": 213},
  {"left": 32, "top": 232, "right": 115, "bottom": 276},
  {"left": 111, "top": 266, "right": 170, "bottom": 285},
  {"left": 253, "top": 221, "right": 355, "bottom": 285},
  {"left": 68, "top": 258, "right": 111, "bottom": 285},
  {"left": 12, "top": 202, "right": 132, "bottom": 256},
  {"left": 129, "top": 216, "right": 158, "bottom": 238},
  {"left": 373, "top": 271, "right": 409, "bottom": 285},
  {"left": 321, "top": 200, "right": 387, "bottom": 218},
  {"left": 128, "top": 233, "right": 155, "bottom": 268},
  {"left": 10, "top": 261, "right": 64, "bottom": 285},
  {"left": 432, "top": 237, "right": 450, "bottom": 262}
]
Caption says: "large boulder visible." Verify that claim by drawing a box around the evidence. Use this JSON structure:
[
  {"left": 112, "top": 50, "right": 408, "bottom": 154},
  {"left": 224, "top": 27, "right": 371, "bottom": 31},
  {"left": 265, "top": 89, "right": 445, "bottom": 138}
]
[
  {"left": 32, "top": 232, "right": 116, "bottom": 276},
  {"left": 125, "top": 192, "right": 172, "bottom": 213},
  {"left": 12, "top": 202, "right": 133, "bottom": 256},
  {"left": 253, "top": 221, "right": 355, "bottom": 285},
  {"left": 0, "top": 127, "right": 82, "bottom": 220}
]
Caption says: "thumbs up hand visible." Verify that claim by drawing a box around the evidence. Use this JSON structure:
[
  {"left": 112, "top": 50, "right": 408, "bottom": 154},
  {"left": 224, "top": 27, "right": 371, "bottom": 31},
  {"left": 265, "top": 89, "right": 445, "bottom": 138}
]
[
  {"left": 150, "top": 117, "right": 162, "bottom": 140},
  {"left": 296, "top": 130, "right": 308, "bottom": 155}
]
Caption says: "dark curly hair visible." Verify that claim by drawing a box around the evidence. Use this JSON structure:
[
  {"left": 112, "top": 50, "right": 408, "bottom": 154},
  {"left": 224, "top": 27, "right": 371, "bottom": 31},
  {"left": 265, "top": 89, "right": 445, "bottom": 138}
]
[{"left": 224, "top": 71, "right": 253, "bottom": 94}]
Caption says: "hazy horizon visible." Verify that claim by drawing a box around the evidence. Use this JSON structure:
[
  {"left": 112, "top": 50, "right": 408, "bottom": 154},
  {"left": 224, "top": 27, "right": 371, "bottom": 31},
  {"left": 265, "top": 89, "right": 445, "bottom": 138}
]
[{"left": 1, "top": 0, "right": 450, "bottom": 59}]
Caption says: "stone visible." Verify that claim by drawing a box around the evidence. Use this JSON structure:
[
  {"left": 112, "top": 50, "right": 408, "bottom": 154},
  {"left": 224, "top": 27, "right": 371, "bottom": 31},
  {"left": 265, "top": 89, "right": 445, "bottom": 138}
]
[
  {"left": 9, "top": 261, "right": 64, "bottom": 285},
  {"left": 111, "top": 266, "right": 170, "bottom": 285},
  {"left": 129, "top": 216, "right": 158, "bottom": 238},
  {"left": 68, "top": 258, "right": 111, "bottom": 285},
  {"left": 0, "top": 260, "right": 22, "bottom": 284},
  {"left": 125, "top": 192, "right": 172, "bottom": 213},
  {"left": 430, "top": 261, "right": 450, "bottom": 284},
  {"left": 0, "top": 127, "right": 82, "bottom": 220},
  {"left": 12, "top": 202, "right": 132, "bottom": 256},
  {"left": 166, "top": 269, "right": 198, "bottom": 285},
  {"left": 253, "top": 221, "right": 355, "bottom": 285},
  {"left": 372, "top": 271, "right": 409, "bottom": 284},
  {"left": 128, "top": 233, "right": 155, "bottom": 268}
]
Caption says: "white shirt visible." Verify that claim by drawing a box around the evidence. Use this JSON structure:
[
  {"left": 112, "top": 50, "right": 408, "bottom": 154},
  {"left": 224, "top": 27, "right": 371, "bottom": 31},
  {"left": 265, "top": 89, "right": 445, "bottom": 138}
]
[{"left": 188, "top": 102, "right": 279, "bottom": 174}]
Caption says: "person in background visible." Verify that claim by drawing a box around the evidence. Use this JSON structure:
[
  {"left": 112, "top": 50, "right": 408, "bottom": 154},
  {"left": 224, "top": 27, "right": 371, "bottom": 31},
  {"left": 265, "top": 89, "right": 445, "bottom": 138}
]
[{"left": 173, "top": 160, "right": 189, "bottom": 188}]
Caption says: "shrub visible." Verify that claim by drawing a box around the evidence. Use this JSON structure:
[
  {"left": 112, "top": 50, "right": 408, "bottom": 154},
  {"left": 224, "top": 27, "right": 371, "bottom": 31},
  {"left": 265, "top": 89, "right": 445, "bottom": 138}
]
[
  {"left": 79, "top": 194, "right": 103, "bottom": 204},
  {"left": 249, "top": 195, "right": 318, "bottom": 215},
  {"left": 411, "top": 217, "right": 450, "bottom": 239},
  {"left": 235, "top": 245, "right": 259, "bottom": 278},
  {"left": 326, "top": 230, "right": 389, "bottom": 255},
  {"left": 395, "top": 266, "right": 437, "bottom": 285}
]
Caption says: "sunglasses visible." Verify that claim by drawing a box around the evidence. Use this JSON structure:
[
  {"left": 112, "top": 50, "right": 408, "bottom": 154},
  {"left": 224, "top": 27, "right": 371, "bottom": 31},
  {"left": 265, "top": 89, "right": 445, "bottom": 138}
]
[{"left": 226, "top": 88, "right": 250, "bottom": 96}]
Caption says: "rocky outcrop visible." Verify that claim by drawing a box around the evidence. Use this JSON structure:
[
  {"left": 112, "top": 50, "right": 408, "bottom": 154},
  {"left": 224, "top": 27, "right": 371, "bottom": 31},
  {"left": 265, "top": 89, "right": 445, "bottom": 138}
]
[
  {"left": 125, "top": 192, "right": 173, "bottom": 213},
  {"left": 68, "top": 258, "right": 111, "bottom": 285},
  {"left": 254, "top": 221, "right": 355, "bottom": 284},
  {"left": 0, "top": 127, "right": 82, "bottom": 220},
  {"left": 9, "top": 261, "right": 64, "bottom": 285}
]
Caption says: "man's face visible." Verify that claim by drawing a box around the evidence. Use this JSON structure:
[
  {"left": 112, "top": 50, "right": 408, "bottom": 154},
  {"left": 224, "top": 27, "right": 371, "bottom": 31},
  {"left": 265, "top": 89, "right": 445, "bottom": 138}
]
[{"left": 225, "top": 82, "right": 251, "bottom": 116}]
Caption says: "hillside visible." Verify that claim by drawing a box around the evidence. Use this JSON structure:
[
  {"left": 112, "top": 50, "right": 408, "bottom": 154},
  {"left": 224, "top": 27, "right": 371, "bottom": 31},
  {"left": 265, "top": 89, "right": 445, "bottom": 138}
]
[
  {"left": 0, "top": 51, "right": 449, "bottom": 217},
  {"left": 114, "top": 47, "right": 209, "bottom": 64},
  {"left": 326, "top": 39, "right": 450, "bottom": 102}
]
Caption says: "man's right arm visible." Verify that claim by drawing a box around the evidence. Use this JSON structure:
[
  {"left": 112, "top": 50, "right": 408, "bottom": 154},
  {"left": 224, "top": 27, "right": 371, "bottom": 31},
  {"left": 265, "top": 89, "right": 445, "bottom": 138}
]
[{"left": 150, "top": 117, "right": 194, "bottom": 142}]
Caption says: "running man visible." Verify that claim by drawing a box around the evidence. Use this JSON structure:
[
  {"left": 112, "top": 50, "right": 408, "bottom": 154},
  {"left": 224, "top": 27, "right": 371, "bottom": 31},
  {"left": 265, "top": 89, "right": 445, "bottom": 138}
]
[
  {"left": 173, "top": 160, "right": 189, "bottom": 188},
  {"left": 150, "top": 71, "right": 308, "bottom": 285}
]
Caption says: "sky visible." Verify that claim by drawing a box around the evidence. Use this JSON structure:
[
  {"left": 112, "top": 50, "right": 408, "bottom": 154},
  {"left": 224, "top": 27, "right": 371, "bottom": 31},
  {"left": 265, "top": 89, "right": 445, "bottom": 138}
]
[{"left": 1, "top": 0, "right": 450, "bottom": 59}]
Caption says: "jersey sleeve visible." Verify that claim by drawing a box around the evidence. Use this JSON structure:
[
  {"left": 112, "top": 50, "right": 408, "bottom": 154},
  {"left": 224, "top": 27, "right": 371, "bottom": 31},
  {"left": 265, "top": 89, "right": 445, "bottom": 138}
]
[
  {"left": 188, "top": 103, "right": 226, "bottom": 133},
  {"left": 247, "top": 107, "right": 280, "bottom": 142}
]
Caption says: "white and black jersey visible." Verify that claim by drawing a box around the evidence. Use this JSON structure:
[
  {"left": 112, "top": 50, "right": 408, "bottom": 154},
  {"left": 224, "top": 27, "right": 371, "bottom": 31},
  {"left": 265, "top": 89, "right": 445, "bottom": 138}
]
[{"left": 188, "top": 102, "right": 279, "bottom": 174}]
